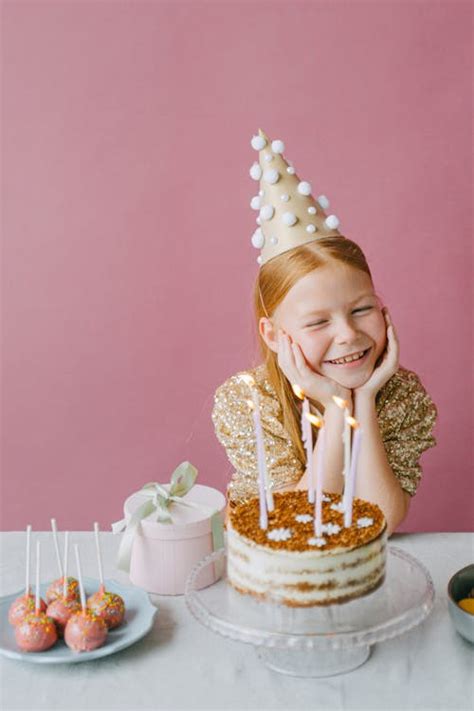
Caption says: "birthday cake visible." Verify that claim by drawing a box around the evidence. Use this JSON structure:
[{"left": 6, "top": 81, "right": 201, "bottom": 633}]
[{"left": 227, "top": 490, "right": 387, "bottom": 607}]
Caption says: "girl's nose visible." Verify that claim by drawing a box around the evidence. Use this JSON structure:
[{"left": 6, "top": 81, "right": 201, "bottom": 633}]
[{"left": 334, "top": 319, "right": 360, "bottom": 343}]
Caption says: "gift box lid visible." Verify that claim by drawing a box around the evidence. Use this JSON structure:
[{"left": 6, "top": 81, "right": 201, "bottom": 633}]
[{"left": 123, "top": 484, "right": 226, "bottom": 540}]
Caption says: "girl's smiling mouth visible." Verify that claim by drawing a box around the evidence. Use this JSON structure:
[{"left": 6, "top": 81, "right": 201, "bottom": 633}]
[{"left": 324, "top": 347, "right": 372, "bottom": 368}]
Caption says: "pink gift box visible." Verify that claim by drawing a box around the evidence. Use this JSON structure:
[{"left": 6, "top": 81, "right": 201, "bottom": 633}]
[{"left": 124, "top": 484, "right": 226, "bottom": 595}]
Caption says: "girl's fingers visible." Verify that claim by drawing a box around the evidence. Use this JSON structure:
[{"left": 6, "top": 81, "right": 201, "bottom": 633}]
[
  {"left": 291, "top": 341, "right": 313, "bottom": 378},
  {"left": 277, "top": 332, "right": 298, "bottom": 382}
]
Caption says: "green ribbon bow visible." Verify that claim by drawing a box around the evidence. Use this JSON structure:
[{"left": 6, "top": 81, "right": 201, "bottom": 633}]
[{"left": 111, "top": 461, "right": 225, "bottom": 574}]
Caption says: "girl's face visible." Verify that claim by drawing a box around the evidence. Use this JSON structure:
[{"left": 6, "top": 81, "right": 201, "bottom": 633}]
[{"left": 261, "top": 262, "right": 387, "bottom": 389}]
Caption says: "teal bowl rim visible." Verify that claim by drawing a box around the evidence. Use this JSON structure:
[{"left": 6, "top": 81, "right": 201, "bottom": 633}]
[{"left": 447, "top": 563, "right": 474, "bottom": 604}]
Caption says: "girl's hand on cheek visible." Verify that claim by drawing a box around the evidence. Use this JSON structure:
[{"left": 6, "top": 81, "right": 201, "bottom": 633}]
[
  {"left": 277, "top": 330, "right": 353, "bottom": 410},
  {"left": 354, "top": 307, "right": 400, "bottom": 398}
]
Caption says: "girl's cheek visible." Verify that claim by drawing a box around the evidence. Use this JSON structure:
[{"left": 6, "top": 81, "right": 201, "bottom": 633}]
[{"left": 298, "top": 334, "right": 327, "bottom": 370}]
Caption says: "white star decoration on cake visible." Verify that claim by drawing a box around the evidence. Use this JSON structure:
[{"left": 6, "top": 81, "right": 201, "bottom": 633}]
[
  {"left": 308, "top": 537, "right": 327, "bottom": 547},
  {"left": 321, "top": 523, "right": 342, "bottom": 536},
  {"left": 330, "top": 502, "right": 345, "bottom": 513},
  {"left": 267, "top": 528, "right": 292, "bottom": 541},
  {"left": 357, "top": 517, "right": 374, "bottom": 528},
  {"left": 294, "top": 514, "right": 313, "bottom": 524}
]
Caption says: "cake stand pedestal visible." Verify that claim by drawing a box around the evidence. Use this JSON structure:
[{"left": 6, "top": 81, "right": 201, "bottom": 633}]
[{"left": 185, "top": 546, "right": 434, "bottom": 678}]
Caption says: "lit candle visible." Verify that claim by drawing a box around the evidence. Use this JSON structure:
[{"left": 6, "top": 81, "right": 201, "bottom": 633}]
[
  {"left": 307, "top": 414, "right": 325, "bottom": 537},
  {"left": 246, "top": 398, "right": 268, "bottom": 529},
  {"left": 239, "top": 374, "right": 274, "bottom": 523},
  {"left": 292, "top": 384, "right": 314, "bottom": 503},
  {"left": 344, "top": 418, "right": 362, "bottom": 528},
  {"left": 332, "top": 397, "right": 352, "bottom": 509}
]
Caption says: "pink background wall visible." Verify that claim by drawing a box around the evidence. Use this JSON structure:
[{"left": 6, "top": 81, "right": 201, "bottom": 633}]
[{"left": 2, "top": 1, "right": 472, "bottom": 532}]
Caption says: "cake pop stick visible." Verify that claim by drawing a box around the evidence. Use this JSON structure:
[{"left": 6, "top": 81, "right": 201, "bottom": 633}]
[
  {"left": 87, "top": 523, "right": 125, "bottom": 629},
  {"left": 74, "top": 544, "right": 87, "bottom": 614},
  {"left": 46, "top": 533, "right": 81, "bottom": 638},
  {"left": 14, "top": 540, "right": 58, "bottom": 652},
  {"left": 51, "top": 518, "right": 64, "bottom": 578},
  {"left": 93, "top": 522, "right": 105, "bottom": 594},
  {"left": 64, "top": 544, "right": 107, "bottom": 653},
  {"left": 8, "top": 526, "right": 47, "bottom": 626},
  {"left": 25, "top": 524, "right": 32, "bottom": 596},
  {"left": 35, "top": 540, "right": 41, "bottom": 615},
  {"left": 46, "top": 520, "right": 80, "bottom": 604},
  {"left": 62, "top": 532, "right": 69, "bottom": 599}
]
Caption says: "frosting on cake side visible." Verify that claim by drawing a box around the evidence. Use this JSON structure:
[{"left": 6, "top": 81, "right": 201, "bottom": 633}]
[{"left": 227, "top": 491, "right": 387, "bottom": 606}]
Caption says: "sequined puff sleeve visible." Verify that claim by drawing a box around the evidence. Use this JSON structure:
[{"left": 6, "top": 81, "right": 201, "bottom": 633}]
[
  {"left": 211, "top": 369, "right": 304, "bottom": 505},
  {"left": 378, "top": 368, "right": 438, "bottom": 496}
]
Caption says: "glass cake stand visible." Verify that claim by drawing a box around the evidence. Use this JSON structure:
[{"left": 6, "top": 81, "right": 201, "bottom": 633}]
[{"left": 185, "top": 546, "right": 435, "bottom": 677}]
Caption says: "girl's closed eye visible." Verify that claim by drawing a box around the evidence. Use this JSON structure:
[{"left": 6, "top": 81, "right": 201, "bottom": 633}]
[{"left": 305, "top": 305, "right": 374, "bottom": 329}]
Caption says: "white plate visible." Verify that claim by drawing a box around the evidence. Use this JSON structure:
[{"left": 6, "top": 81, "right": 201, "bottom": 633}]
[{"left": 0, "top": 577, "right": 157, "bottom": 663}]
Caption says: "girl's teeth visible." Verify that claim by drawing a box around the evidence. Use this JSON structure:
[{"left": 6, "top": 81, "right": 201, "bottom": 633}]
[{"left": 330, "top": 350, "right": 366, "bottom": 364}]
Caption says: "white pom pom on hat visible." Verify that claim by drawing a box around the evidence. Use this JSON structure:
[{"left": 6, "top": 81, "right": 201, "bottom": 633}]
[
  {"left": 251, "top": 228, "right": 265, "bottom": 249},
  {"left": 263, "top": 168, "right": 280, "bottom": 184},
  {"left": 324, "top": 214, "right": 340, "bottom": 230},
  {"left": 260, "top": 204, "right": 275, "bottom": 221},
  {"left": 250, "top": 162, "right": 262, "bottom": 180},
  {"left": 251, "top": 135, "right": 266, "bottom": 150},
  {"left": 282, "top": 211, "right": 297, "bottom": 226},
  {"left": 297, "top": 181, "right": 312, "bottom": 196},
  {"left": 271, "top": 139, "right": 285, "bottom": 154}
]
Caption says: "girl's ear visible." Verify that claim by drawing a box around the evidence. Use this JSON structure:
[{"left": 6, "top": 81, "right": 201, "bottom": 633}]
[{"left": 259, "top": 317, "right": 279, "bottom": 354}]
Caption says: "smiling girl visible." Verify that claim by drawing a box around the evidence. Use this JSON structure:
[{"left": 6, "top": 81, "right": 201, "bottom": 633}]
[{"left": 212, "top": 131, "right": 438, "bottom": 537}]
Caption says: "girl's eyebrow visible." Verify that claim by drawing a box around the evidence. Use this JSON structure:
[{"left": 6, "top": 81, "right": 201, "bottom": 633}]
[{"left": 303, "top": 293, "right": 376, "bottom": 317}]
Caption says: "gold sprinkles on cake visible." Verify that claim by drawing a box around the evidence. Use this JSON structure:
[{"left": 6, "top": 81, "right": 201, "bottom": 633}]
[{"left": 230, "top": 491, "right": 386, "bottom": 551}]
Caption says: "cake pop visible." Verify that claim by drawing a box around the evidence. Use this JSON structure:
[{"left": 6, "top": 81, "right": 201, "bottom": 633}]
[
  {"left": 45, "top": 518, "right": 79, "bottom": 603},
  {"left": 15, "top": 541, "right": 58, "bottom": 652},
  {"left": 46, "top": 532, "right": 81, "bottom": 637},
  {"left": 9, "top": 525, "right": 47, "bottom": 626},
  {"left": 86, "top": 522, "right": 125, "bottom": 629},
  {"left": 64, "top": 544, "right": 108, "bottom": 653}
]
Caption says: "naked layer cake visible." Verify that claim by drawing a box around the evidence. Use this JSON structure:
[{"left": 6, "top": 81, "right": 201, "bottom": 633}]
[{"left": 227, "top": 490, "right": 387, "bottom": 606}]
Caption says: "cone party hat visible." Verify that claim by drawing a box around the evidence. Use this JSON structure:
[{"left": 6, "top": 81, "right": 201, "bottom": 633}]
[{"left": 249, "top": 128, "right": 343, "bottom": 266}]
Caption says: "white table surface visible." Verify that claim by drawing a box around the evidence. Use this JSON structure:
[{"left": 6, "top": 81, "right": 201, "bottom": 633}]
[{"left": 0, "top": 532, "right": 473, "bottom": 711}]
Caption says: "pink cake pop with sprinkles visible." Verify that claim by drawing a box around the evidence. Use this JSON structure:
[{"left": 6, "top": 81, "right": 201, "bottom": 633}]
[
  {"left": 86, "top": 522, "right": 126, "bottom": 629},
  {"left": 46, "top": 532, "right": 81, "bottom": 637},
  {"left": 64, "top": 544, "right": 108, "bottom": 653},
  {"left": 15, "top": 541, "right": 58, "bottom": 652},
  {"left": 46, "top": 518, "right": 79, "bottom": 603},
  {"left": 9, "top": 525, "right": 47, "bottom": 626}
]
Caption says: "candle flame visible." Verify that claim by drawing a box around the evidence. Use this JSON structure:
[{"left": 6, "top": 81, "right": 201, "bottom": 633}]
[
  {"left": 245, "top": 399, "right": 255, "bottom": 411},
  {"left": 332, "top": 395, "right": 348, "bottom": 409},
  {"left": 305, "top": 413, "right": 324, "bottom": 428},
  {"left": 292, "top": 383, "right": 305, "bottom": 400},
  {"left": 346, "top": 416, "right": 360, "bottom": 429},
  {"left": 240, "top": 374, "right": 255, "bottom": 388}
]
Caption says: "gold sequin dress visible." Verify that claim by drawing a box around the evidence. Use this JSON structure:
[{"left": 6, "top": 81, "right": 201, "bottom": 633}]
[{"left": 212, "top": 364, "right": 438, "bottom": 507}]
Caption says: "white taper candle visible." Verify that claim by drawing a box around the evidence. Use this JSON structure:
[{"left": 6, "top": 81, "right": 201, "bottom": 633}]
[
  {"left": 302, "top": 399, "right": 315, "bottom": 503},
  {"left": 314, "top": 423, "right": 326, "bottom": 537},
  {"left": 342, "top": 408, "right": 351, "bottom": 506},
  {"left": 344, "top": 424, "right": 363, "bottom": 528}
]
